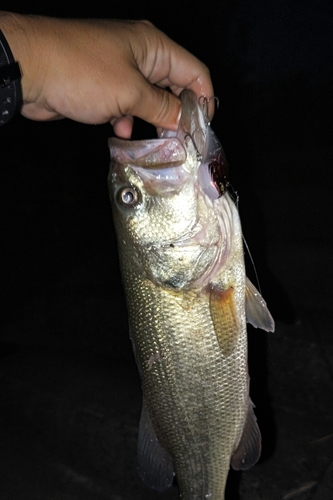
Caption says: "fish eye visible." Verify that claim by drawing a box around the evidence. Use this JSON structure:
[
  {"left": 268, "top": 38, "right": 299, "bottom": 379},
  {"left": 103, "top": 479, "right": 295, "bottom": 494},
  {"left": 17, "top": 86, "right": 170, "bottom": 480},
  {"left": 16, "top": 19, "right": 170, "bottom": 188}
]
[{"left": 117, "top": 186, "right": 140, "bottom": 208}]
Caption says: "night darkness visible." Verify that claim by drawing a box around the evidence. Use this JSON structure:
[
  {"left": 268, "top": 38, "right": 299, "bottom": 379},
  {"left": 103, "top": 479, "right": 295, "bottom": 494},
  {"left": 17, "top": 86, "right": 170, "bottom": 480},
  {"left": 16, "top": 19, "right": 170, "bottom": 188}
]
[{"left": 1, "top": 1, "right": 333, "bottom": 499}]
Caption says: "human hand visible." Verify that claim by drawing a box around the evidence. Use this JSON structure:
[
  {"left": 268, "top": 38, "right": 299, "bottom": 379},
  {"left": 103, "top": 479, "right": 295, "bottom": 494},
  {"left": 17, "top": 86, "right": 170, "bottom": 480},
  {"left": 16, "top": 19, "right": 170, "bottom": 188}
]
[{"left": 0, "top": 13, "right": 214, "bottom": 137}]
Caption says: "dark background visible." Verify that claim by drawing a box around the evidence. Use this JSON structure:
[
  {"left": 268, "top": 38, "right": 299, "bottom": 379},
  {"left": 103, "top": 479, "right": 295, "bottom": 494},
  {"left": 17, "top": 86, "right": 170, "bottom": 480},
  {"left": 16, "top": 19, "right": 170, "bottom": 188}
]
[{"left": 1, "top": 1, "right": 332, "bottom": 499}]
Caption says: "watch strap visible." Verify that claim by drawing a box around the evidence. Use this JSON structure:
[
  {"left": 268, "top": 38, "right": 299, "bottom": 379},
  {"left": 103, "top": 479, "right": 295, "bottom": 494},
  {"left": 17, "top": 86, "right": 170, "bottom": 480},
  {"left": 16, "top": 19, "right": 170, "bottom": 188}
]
[{"left": 0, "top": 29, "right": 23, "bottom": 125}]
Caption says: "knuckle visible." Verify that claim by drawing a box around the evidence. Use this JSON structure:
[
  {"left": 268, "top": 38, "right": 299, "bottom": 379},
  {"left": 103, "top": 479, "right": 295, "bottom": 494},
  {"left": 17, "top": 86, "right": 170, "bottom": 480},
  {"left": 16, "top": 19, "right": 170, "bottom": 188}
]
[
  {"left": 123, "top": 84, "right": 142, "bottom": 115},
  {"left": 140, "top": 19, "right": 154, "bottom": 28},
  {"left": 133, "top": 19, "right": 154, "bottom": 34},
  {"left": 151, "top": 90, "right": 172, "bottom": 124}
]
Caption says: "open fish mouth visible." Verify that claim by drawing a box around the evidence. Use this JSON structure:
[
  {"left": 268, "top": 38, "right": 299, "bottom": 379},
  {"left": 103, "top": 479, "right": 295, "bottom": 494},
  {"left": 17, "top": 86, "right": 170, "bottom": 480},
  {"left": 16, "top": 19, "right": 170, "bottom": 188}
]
[{"left": 110, "top": 91, "right": 229, "bottom": 203}]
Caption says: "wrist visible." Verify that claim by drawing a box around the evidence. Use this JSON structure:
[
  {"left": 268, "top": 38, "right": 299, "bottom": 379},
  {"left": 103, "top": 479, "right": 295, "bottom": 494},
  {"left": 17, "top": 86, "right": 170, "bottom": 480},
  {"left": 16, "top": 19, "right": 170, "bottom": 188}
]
[
  {"left": 0, "top": 27, "right": 22, "bottom": 124},
  {"left": 0, "top": 12, "right": 46, "bottom": 107}
]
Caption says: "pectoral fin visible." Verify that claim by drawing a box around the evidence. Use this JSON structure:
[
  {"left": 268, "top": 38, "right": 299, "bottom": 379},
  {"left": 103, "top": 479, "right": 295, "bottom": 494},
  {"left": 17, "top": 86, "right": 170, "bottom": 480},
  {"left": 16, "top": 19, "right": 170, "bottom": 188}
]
[
  {"left": 137, "top": 399, "right": 174, "bottom": 492},
  {"left": 231, "top": 400, "right": 262, "bottom": 470},
  {"left": 209, "top": 286, "right": 240, "bottom": 357},
  {"left": 245, "top": 278, "right": 275, "bottom": 332}
]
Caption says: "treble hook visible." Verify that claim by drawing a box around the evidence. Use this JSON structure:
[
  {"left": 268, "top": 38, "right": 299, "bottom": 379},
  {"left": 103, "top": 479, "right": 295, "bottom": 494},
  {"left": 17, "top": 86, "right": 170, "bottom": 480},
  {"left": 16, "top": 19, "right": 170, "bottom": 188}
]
[
  {"left": 198, "top": 95, "right": 220, "bottom": 125},
  {"left": 184, "top": 132, "right": 202, "bottom": 162}
]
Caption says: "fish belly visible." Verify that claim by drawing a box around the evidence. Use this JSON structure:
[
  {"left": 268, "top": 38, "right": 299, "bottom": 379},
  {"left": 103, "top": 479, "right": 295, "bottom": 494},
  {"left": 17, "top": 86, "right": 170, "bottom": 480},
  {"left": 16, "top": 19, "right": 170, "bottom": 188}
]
[{"left": 122, "top": 265, "right": 249, "bottom": 500}]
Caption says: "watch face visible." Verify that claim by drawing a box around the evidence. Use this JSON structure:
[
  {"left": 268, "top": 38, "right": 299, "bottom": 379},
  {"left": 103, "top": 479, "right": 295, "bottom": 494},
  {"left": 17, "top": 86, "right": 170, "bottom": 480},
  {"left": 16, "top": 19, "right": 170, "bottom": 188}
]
[{"left": 0, "top": 30, "right": 22, "bottom": 126}]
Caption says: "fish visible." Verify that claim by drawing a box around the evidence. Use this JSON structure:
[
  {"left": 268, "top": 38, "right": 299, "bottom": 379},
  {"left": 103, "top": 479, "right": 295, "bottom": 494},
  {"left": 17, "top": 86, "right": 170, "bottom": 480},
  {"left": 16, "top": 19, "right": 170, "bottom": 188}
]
[{"left": 108, "top": 89, "right": 274, "bottom": 500}]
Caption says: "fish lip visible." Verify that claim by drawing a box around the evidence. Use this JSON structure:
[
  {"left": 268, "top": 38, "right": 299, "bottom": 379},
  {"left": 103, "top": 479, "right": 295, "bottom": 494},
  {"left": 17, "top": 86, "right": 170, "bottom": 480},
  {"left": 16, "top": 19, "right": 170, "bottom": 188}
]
[
  {"left": 109, "top": 89, "right": 207, "bottom": 171},
  {"left": 109, "top": 137, "right": 187, "bottom": 168}
]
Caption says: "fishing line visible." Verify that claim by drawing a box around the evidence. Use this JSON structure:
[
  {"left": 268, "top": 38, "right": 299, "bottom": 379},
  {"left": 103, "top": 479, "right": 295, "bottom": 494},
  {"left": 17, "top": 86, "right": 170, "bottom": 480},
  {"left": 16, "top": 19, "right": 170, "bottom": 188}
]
[
  {"left": 226, "top": 183, "right": 239, "bottom": 206},
  {"left": 242, "top": 233, "right": 262, "bottom": 296},
  {"left": 237, "top": 194, "right": 278, "bottom": 386},
  {"left": 233, "top": 190, "right": 277, "bottom": 389},
  {"left": 226, "top": 184, "right": 262, "bottom": 295}
]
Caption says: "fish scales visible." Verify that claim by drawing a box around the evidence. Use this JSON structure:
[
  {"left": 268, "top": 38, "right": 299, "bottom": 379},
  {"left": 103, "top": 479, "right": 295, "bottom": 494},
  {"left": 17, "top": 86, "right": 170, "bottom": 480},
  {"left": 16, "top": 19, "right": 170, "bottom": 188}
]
[
  {"left": 122, "top": 262, "right": 247, "bottom": 498},
  {"left": 108, "top": 89, "right": 275, "bottom": 499}
]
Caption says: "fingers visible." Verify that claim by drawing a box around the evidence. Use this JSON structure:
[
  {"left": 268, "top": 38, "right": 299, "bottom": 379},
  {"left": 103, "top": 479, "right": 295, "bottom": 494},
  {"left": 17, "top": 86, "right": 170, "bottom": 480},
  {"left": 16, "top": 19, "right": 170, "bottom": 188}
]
[
  {"left": 131, "top": 22, "right": 215, "bottom": 124},
  {"left": 127, "top": 82, "right": 182, "bottom": 133},
  {"left": 133, "top": 21, "right": 214, "bottom": 101},
  {"left": 1, "top": 14, "right": 215, "bottom": 130},
  {"left": 165, "top": 47, "right": 215, "bottom": 120},
  {"left": 167, "top": 46, "right": 214, "bottom": 105},
  {"left": 111, "top": 115, "right": 134, "bottom": 139}
]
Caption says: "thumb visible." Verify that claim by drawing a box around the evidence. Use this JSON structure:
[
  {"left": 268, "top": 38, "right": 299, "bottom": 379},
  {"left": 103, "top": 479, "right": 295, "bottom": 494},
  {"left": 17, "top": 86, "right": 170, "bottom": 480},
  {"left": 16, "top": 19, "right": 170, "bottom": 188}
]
[{"left": 130, "top": 82, "right": 181, "bottom": 131}]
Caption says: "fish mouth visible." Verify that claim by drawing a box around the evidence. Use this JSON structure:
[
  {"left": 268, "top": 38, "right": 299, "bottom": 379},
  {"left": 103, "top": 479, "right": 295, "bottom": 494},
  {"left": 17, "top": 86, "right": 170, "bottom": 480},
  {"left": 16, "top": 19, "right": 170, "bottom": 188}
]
[
  {"left": 109, "top": 90, "right": 233, "bottom": 290},
  {"left": 109, "top": 90, "right": 228, "bottom": 203}
]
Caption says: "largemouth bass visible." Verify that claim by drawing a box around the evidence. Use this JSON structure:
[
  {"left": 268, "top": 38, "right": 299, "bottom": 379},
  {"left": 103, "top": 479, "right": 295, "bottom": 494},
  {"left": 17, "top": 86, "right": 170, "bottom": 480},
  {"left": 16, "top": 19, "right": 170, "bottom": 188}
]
[{"left": 108, "top": 89, "right": 274, "bottom": 499}]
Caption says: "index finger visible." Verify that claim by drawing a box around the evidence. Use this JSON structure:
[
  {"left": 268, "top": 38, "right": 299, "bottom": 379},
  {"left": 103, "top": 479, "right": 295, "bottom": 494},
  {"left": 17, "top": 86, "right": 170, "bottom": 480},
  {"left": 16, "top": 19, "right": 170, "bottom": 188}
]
[
  {"left": 134, "top": 24, "right": 215, "bottom": 120},
  {"left": 161, "top": 42, "right": 215, "bottom": 119}
]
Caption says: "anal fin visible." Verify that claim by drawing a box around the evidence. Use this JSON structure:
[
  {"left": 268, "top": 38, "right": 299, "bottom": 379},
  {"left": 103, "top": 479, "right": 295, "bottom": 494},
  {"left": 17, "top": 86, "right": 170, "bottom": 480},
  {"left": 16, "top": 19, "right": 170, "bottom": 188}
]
[
  {"left": 231, "top": 400, "right": 262, "bottom": 470},
  {"left": 137, "top": 399, "right": 174, "bottom": 492}
]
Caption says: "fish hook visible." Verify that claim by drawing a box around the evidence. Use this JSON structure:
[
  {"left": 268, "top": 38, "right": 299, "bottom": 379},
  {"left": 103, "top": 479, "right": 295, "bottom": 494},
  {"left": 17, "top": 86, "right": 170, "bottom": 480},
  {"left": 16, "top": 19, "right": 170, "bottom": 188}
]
[
  {"left": 199, "top": 96, "right": 220, "bottom": 125},
  {"left": 184, "top": 132, "right": 202, "bottom": 162}
]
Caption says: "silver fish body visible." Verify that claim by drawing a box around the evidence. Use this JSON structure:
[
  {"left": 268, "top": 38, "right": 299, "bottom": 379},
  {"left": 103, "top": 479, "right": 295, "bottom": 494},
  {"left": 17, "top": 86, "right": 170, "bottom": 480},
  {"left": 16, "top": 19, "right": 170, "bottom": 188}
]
[{"left": 108, "top": 90, "right": 274, "bottom": 499}]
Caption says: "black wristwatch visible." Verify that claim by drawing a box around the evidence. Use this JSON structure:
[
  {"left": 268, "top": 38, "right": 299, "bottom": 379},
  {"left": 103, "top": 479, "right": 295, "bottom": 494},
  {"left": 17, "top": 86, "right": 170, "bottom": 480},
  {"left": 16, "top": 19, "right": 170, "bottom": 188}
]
[{"left": 0, "top": 29, "right": 23, "bottom": 126}]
